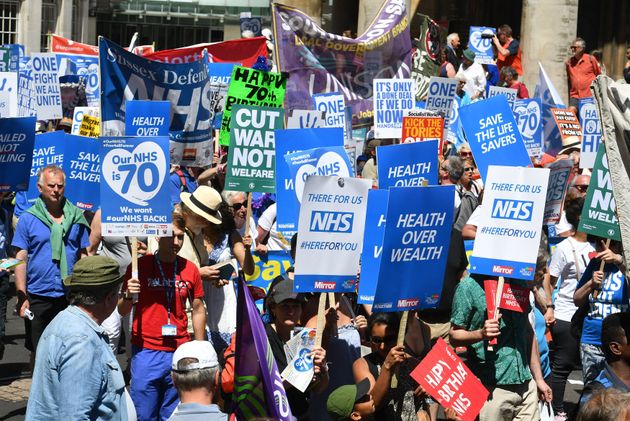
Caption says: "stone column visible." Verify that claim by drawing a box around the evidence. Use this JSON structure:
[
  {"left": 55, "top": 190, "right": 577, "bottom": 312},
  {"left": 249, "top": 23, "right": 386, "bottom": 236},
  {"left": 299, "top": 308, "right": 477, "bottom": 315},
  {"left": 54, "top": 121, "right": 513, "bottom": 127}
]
[
  {"left": 274, "top": 0, "right": 321, "bottom": 25},
  {"left": 16, "top": 0, "right": 42, "bottom": 54},
  {"left": 520, "top": 0, "right": 579, "bottom": 102},
  {"left": 55, "top": 0, "right": 74, "bottom": 39}
]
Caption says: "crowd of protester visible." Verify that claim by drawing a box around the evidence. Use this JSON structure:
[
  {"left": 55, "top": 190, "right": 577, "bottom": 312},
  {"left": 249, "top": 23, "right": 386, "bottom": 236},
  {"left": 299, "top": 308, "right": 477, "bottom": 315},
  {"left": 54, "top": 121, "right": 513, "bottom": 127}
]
[{"left": 0, "top": 22, "right": 629, "bottom": 421}]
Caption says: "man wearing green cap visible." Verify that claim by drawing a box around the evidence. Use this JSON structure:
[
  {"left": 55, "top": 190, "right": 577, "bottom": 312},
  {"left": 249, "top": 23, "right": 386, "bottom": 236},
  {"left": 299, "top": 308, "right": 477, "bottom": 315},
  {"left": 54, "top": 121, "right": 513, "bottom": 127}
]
[
  {"left": 457, "top": 48, "right": 486, "bottom": 100},
  {"left": 26, "top": 255, "right": 131, "bottom": 420},
  {"left": 327, "top": 378, "right": 375, "bottom": 420},
  {"left": 12, "top": 165, "right": 90, "bottom": 358}
]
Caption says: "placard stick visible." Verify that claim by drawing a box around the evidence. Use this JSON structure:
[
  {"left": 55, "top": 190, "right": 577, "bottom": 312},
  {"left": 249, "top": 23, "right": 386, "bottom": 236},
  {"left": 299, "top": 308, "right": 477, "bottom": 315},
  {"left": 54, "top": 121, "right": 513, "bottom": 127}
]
[
  {"left": 391, "top": 310, "right": 409, "bottom": 388},
  {"left": 328, "top": 292, "right": 336, "bottom": 309},
  {"left": 314, "top": 293, "right": 328, "bottom": 348},
  {"left": 131, "top": 236, "right": 139, "bottom": 301},
  {"left": 593, "top": 238, "right": 611, "bottom": 301},
  {"left": 487, "top": 276, "right": 505, "bottom": 352},
  {"left": 244, "top": 192, "right": 253, "bottom": 238}
]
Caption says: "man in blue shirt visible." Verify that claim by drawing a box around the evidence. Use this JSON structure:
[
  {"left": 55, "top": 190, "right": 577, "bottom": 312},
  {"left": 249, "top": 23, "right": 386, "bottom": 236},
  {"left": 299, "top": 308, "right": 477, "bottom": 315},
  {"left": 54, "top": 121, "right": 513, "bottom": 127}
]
[
  {"left": 26, "top": 255, "right": 130, "bottom": 420},
  {"left": 12, "top": 165, "right": 90, "bottom": 356}
]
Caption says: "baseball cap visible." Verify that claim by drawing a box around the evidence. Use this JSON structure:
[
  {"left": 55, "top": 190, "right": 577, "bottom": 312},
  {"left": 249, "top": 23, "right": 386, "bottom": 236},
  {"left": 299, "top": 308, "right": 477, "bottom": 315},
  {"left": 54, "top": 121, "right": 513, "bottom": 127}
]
[
  {"left": 267, "top": 276, "right": 302, "bottom": 304},
  {"left": 327, "top": 378, "right": 371, "bottom": 420},
  {"left": 63, "top": 256, "right": 123, "bottom": 288},
  {"left": 172, "top": 340, "right": 219, "bottom": 371}
]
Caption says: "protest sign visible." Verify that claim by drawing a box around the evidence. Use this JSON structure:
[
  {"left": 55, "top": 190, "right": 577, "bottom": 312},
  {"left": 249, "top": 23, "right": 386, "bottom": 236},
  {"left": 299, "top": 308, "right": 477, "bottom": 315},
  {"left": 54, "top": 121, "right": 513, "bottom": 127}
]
[
  {"left": 245, "top": 251, "right": 292, "bottom": 298},
  {"left": 71, "top": 106, "right": 98, "bottom": 135},
  {"left": 286, "top": 110, "right": 326, "bottom": 129},
  {"left": 513, "top": 98, "right": 543, "bottom": 157},
  {"left": 536, "top": 63, "right": 565, "bottom": 155},
  {"left": 0, "top": 92, "right": 10, "bottom": 118},
  {"left": 125, "top": 100, "right": 170, "bottom": 137},
  {"left": 470, "top": 166, "right": 549, "bottom": 280},
  {"left": 240, "top": 15, "right": 263, "bottom": 36},
  {"left": 100, "top": 136, "right": 171, "bottom": 236},
  {"left": 275, "top": 128, "right": 344, "bottom": 238},
  {"left": 358, "top": 189, "right": 388, "bottom": 304},
  {"left": 372, "top": 185, "right": 454, "bottom": 311},
  {"left": 293, "top": 176, "right": 371, "bottom": 293},
  {"left": 31, "top": 53, "right": 62, "bottom": 120},
  {"left": 1, "top": 44, "right": 21, "bottom": 72},
  {"left": 578, "top": 98, "right": 601, "bottom": 168},
  {"left": 459, "top": 95, "right": 531, "bottom": 181},
  {"left": 425, "top": 77, "right": 457, "bottom": 132},
  {"left": 401, "top": 111, "right": 444, "bottom": 147},
  {"left": 273, "top": 0, "right": 411, "bottom": 126},
  {"left": 410, "top": 14, "right": 443, "bottom": 101},
  {"left": 17, "top": 57, "right": 36, "bottom": 118},
  {"left": 0, "top": 47, "right": 11, "bottom": 72},
  {"left": 487, "top": 86, "right": 517, "bottom": 107},
  {"left": 411, "top": 338, "right": 489, "bottom": 421},
  {"left": 51, "top": 35, "right": 100, "bottom": 107},
  {"left": 0, "top": 72, "right": 18, "bottom": 117},
  {"left": 578, "top": 147, "right": 620, "bottom": 240},
  {"left": 219, "top": 66, "right": 287, "bottom": 146},
  {"left": 551, "top": 108, "right": 582, "bottom": 147},
  {"left": 225, "top": 105, "right": 284, "bottom": 192},
  {"left": 468, "top": 26, "right": 496, "bottom": 64},
  {"left": 543, "top": 159, "right": 573, "bottom": 224},
  {"left": 484, "top": 279, "right": 530, "bottom": 313},
  {"left": 79, "top": 114, "right": 100, "bottom": 138},
  {"left": 377, "top": 141, "right": 438, "bottom": 189},
  {"left": 373, "top": 79, "right": 415, "bottom": 138},
  {"left": 99, "top": 37, "right": 213, "bottom": 166},
  {"left": 0, "top": 116, "right": 36, "bottom": 192},
  {"left": 24, "top": 132, "right": 65, "bottom": 205},
  {"left": 144, "top": 37, "right": 267, "bottom": 68},
  {"left": 208, "top": 63, "right": 237, "bottom": 129},
  {"left": 313, "top": 93, "right": 346, "bottom": 137},
  {"left": 64, "top": 134, "right": 100, "bottom": 210}
]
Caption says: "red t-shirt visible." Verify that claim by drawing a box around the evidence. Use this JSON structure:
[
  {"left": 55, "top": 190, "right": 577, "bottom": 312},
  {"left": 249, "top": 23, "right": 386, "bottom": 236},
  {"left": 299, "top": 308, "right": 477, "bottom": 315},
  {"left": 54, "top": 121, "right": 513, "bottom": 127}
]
[{"left": 123, "top": 255, "right": 204, "bottom": 351}]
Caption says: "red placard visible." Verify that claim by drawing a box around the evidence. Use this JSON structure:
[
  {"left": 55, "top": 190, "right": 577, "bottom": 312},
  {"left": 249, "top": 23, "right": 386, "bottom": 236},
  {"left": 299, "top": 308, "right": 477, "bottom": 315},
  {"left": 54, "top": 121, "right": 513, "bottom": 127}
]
[
  {"left": 484, "top": 279, "right": 530, "bottom": 313},
  {"left": 411, "top": 338, "right": 489, "bottom": 421},
  {"left": 51, "top": 34, "right": 98, "bottom": 55}
]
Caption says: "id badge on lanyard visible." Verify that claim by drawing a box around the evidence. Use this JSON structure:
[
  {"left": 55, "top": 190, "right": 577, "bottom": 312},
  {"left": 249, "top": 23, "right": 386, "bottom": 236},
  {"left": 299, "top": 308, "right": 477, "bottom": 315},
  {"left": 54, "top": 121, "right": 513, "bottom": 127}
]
[{"left": 156, "top": 256, "right": 179, "bottom": 337}]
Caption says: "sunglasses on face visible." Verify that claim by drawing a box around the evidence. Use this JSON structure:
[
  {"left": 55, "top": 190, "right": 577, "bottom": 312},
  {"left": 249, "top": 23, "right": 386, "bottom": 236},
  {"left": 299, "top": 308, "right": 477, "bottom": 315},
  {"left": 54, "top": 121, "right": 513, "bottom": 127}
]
[
  {"left": 574, "top": 185, "right": 589, "bottom": 193},
  {"left": 460, "top": 151, "right": 473, "bottom": 157},
  {"left": 232, "top": 201, "right": 248, "bottom": 211},
  {"left": 464, "top": 167, "right": 475, "bottom": 172},
  {"left": 370, "top": 335, "right": 397, "bottom": 345}
]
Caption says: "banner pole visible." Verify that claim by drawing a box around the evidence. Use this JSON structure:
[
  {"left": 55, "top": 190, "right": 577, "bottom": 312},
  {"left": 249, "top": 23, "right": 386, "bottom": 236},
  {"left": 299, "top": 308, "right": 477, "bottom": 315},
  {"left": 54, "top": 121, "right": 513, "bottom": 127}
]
[
  {"left": 487, "top": 276, "right": 504, "bottom": 352},
  {"left": 131, "top": 236, "right": 138, "bottom": 301},
  {"left": 592, "top": 238, "right": 611, "bottom": 301},
  {"left": 391, "top": 310, "right": 409, "bottom": 388},
  {"left": 244, "top": 192, "right": 253, "bottom": 238},
  {"left": 314, "top": 293, "right": 327, "bottom": 348}
]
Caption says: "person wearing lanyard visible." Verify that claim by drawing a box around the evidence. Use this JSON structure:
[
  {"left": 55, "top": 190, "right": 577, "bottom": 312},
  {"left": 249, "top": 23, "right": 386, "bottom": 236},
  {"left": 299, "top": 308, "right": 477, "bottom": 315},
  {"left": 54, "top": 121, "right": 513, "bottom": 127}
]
[{"left": 119, "top": 213, "right": 206, "bottom": 421}]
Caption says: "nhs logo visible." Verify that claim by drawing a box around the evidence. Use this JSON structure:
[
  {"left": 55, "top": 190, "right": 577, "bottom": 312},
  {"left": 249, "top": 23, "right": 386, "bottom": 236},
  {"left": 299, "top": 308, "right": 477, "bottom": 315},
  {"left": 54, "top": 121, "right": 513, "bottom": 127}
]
[
  {"left": 309, "top": 211, "right": 354, "bottom": 233},
  {"left": 491, "top": 199, "right": 534, "bottom": 221}
]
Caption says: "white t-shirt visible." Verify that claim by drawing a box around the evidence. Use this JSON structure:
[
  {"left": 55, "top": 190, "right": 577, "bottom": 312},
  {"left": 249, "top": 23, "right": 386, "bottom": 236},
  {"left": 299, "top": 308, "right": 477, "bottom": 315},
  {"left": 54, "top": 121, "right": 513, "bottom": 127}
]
[
  {"left": 257, "top": 203, "right": 289, "bottom": 251},
  {"left": 549, "top": 237, "right": 596, "bottom": 322},
  {"left": 465, "top": 205, "right": 483, "bottom": 227}
]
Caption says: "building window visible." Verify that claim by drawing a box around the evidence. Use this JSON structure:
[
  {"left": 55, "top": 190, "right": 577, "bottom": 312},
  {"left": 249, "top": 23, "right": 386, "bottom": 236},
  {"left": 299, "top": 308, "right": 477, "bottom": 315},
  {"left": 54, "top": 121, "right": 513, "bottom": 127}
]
[{"left": 0, "top": 0, "right": 18, "bottom": 45}]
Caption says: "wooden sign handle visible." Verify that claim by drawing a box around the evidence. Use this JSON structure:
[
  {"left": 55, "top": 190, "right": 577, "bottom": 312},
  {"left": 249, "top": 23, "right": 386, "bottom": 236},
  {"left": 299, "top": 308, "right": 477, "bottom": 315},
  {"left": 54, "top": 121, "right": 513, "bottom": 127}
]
[{"left": 487, "top": 276, "right": 504, "bottom": 352}]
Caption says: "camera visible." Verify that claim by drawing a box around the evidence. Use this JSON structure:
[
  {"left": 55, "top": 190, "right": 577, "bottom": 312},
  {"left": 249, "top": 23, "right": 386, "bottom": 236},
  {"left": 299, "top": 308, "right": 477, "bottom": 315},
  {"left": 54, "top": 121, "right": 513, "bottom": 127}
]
[{"left": 481, "top": 33, "right": 495, "bottom": 39}]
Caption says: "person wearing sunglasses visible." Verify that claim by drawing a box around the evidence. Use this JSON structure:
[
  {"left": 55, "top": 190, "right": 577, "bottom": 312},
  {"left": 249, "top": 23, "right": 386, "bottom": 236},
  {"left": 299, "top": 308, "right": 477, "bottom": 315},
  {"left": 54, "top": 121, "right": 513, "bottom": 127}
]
[
  {"left": 220, "top": 190, "right": 257, "bottom": 250},
  {"left": 352, "top": 312, "right": 432, "bottom": 420},
  {"left": 459, "top": 159, "right": 482, "bottom": 198},
  {"left": 568, "top": 174, "right": 591, "bottom": 199},
  {"left": 565, "top": 37, "right": 600, "bottom": 112}
]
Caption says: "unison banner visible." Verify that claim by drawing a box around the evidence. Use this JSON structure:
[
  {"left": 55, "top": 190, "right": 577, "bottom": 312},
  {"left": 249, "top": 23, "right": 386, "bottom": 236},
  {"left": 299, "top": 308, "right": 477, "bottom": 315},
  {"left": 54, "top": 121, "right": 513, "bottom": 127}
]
[
  {"left": 272, "top": 0, "right": 412, "bottom": 126},
  {"left": 99, "top": 37, "right": 213, "bottom": 166}
]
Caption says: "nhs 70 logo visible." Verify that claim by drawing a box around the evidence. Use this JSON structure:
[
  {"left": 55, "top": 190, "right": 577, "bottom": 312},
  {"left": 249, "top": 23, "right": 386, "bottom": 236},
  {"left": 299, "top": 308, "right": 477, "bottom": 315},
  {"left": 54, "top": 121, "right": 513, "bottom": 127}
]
[
  {"left": 491, "top": 199, "right": 534, "bottom": 221},
  {"left": 310, "top": 211, "right": 354, "bottom": 233}
]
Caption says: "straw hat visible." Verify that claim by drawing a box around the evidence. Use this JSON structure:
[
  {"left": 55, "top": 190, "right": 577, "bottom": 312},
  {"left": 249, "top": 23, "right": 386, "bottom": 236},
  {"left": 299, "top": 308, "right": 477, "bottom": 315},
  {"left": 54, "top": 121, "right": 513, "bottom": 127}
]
[{"left": 180, "top": 186, "right": 223, "bottom": 225}]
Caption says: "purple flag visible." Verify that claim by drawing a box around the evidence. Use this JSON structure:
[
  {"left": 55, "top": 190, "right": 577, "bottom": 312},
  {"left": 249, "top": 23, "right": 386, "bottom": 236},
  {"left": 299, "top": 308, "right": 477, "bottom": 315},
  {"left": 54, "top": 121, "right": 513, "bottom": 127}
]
[
  {"left": 272, "top": 0, "right": 412, "bottom": 126},
  {"left": 233, "top": 276, "right": 293, "bottom": 420}
]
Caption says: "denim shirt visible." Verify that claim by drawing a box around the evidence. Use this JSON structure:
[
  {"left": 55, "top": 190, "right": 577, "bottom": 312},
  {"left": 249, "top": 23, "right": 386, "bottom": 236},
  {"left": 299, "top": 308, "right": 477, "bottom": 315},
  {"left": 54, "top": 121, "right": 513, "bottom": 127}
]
[{"left": 26, "top": 305, "right": 128, "bottom": 420}]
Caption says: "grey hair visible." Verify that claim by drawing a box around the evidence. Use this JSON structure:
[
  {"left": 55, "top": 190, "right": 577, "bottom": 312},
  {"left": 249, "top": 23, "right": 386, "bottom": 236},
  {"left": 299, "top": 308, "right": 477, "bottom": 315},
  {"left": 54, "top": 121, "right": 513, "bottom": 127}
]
[
  {"left": 446, "top": 33, "right": 459, "bottom": 44},
  {"left": 445, "top": 156, "right": 464, "bottom": 181},
  {"left": 573, "top": 38, "right": 586, "bottom": 48},
  {"left": 457, "top": 142, "right": 471, "bottom": 152},
  {"left": 37, "top": 165, "right": 66, "bottom": 186},
  {"left": 172, "top": 358, "right": 218, "bottom": 392},
  {"left": 500, "top": 66, "right": 519, "bottom": 81},
  {"left": 67, "top": 282, "right": 121, "bottom": 307},
  {"left": 221, "top": 190, "right": 246, "bottom": 205}
]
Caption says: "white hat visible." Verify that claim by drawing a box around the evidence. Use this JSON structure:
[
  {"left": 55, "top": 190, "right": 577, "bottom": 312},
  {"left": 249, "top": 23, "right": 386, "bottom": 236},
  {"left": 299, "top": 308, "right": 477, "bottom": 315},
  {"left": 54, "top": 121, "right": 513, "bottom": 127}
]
[
  {"left": 172, "top": 340, "right": 219, "bottom": 371},
  {"left": 180, "top": 186, "right": 223, "bottom": 225}
]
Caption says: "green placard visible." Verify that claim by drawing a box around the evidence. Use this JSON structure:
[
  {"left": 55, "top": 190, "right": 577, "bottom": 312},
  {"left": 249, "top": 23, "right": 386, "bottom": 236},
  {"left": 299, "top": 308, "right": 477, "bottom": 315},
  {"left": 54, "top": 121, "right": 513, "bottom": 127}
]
[
  {"left": 224, "top": 104, "right": 284, "bottom": 193},
  {"left": 219, "top": 66, "right": 287, "bottom": 146},
  {"left": 578, "top": 146, "right": 621, "bottom": 240}
]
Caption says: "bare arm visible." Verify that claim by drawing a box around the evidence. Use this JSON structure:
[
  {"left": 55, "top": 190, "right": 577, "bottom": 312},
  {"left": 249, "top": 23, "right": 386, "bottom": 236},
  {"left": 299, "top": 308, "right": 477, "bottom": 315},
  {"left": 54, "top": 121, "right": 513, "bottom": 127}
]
[
  {"left": 461, "top": 224, "right": 477, "bottom": 240},
  {"left": 529, "top": 320, "right": 552, "bottom": 402},
  {"left": 492, "top": 36, "right": 509, "bottom": 56},
  {"left": 449, "top": 319, "right": 499, "bottom": 348},
  {"left": 87, "top": 209, "right": 102, "bottom": 256},
  {"left": 574, "top": 273, "right": 600, "bottom": 307},
  {"left": 230, "top": 231, "right": 255, "bottom": 276},
  {"left": 196, "top": 166, "right": 219, "bottom": 186},
  {"left": 191, "top": 298, "right": 207, "bottom": 340}
]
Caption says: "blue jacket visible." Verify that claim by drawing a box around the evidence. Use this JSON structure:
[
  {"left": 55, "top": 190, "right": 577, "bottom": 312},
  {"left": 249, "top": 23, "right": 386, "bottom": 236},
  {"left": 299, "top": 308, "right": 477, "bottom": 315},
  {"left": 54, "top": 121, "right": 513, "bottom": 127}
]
[
  {"left": 26, "top": 305, "right": 129, "bottom": 420},
  {"left": 579, "top": 361, "right": 630, "bottom": 406}
]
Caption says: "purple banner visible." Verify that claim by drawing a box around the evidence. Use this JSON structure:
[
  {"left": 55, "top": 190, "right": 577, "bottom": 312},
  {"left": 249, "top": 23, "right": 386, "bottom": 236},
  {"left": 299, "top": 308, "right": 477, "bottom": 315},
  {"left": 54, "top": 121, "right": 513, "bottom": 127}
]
[
  {"left": 233, "top": 276, "right": 292, "bottom": 420},
  {"left": 272, "top": 0, "right": 412, "bottom": 126}
]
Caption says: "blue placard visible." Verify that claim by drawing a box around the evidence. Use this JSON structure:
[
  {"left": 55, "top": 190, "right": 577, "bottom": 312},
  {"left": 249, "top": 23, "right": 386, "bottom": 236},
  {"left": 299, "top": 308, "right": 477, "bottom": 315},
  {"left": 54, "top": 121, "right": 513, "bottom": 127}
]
[
  {"left": 1, "top": 44, "right": 22, "bottom": 72},
  {"left": 459, "top": 95, "right": 531, "bottom": 181},
  {"left": 275, "top": 127, "right": 344, "bottom": 238},
  {"left": 313, "top": 93, "right": 346, "bottom": 135},
  {"left": 372, "top": 185, "right": 454, "bottom": 312},
  {"left": 376, "top": 141, "right": 438, "bottom": 189},
  {"left": 125, "top": 100, "right": 170, "bottom": 136},
  {"left": 100, "top": 136, "right": 171, "bottom": 236},
  {"left": 25, "top": 132, "right": 66, "bottom": 205},
  {"left": 0, "top": 116, "right": 36, "bottom": 192},
  {"left": 283, "top": 145, "right": 353, "bottom": 197},
  {"left": 513, "top": 98, "right": 543, "bottom": 157},
  {"left": 578, "top": 97, "right": 601, "bottom": 167},
  {"left": 99, "top": 37, "right": 213, "bottom": 166},
  {"left": 208, "top": 63, "right": 237, "bottom": 129},
  {"left": 17, "top": 57, "right": 36, "bottom": 118},
  {"left": 56, "top": 53, "right": 99, "bottom": 107},
  {"left": 357, "top": 189, "right": 388, "bottom": 304},
  {"left": 468, "top": 26, "right": 496, "bottom": 64},
  {"left": 64, "top": 134, "right": 101, "bottom": 210},
  {"left": 245, "top": 250, "right": 293, "bottom": 309}
]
